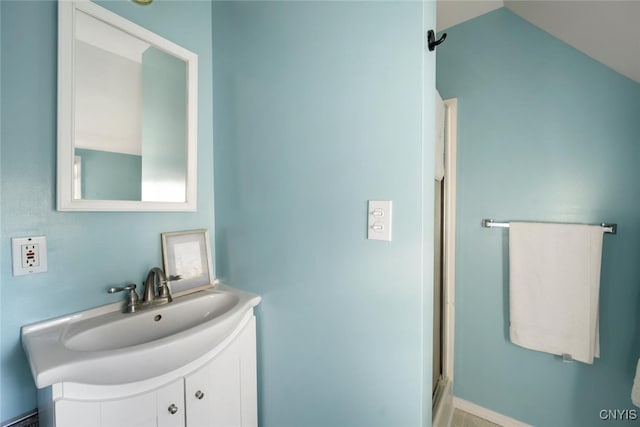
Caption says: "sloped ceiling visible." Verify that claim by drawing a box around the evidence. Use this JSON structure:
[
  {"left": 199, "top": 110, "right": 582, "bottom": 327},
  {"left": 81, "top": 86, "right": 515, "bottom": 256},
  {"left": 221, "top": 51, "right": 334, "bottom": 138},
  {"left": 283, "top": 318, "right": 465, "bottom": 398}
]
[
  {"left": 437, "top": 0, "right": 504, "bottom": 31},
  {"left": 436, "top": 1, "right": 640, "bottom": 84}
]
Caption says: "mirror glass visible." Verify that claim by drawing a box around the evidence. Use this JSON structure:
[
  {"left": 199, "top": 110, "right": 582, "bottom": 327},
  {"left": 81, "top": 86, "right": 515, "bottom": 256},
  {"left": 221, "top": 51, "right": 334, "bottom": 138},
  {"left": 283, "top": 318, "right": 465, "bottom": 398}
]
[{"left": 58, "top": 1, "right": 198, "bottom": 211}]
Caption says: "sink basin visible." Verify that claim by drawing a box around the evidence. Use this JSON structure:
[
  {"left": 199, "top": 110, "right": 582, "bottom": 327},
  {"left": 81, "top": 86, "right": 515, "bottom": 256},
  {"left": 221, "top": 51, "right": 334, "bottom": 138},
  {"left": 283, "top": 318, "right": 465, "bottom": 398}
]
[
  {"left": 21, "top": 284, "right": 260, "bottom": 388},
  {"left": 64, "top": 291, "right": 240, "bottom": 352}
]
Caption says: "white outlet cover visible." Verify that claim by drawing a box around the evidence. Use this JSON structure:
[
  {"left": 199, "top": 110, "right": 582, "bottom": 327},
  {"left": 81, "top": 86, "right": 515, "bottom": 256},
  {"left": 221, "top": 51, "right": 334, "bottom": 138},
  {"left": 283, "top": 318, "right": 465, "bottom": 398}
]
[{"left": 12, "top": 236, "right": 48, "bottom": 276}]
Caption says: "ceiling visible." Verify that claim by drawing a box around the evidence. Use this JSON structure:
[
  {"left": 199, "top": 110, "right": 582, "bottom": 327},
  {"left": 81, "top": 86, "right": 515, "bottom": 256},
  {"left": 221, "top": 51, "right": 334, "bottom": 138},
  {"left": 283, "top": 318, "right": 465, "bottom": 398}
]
[
  {"left": 76, "top": 9, "right": 149, "bottom": 63},
  {"left": 436, "top": 1, "right": 640, "bottom": 84}
]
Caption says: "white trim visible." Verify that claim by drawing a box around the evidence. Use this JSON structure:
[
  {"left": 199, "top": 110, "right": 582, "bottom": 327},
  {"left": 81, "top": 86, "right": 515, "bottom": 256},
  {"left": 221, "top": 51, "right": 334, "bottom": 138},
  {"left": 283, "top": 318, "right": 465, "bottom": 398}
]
[
  {"left": 453, "top": 398, "right": 533, "bottom": 427},
  {"left": 57, "top": 0, "right": 198, "bottom": 212},
  {"left": 433, "top": 378, "right": 454, "bottom": 427},
  {"left": 442, "top": 98, "right": 457, "bottom": 381}
]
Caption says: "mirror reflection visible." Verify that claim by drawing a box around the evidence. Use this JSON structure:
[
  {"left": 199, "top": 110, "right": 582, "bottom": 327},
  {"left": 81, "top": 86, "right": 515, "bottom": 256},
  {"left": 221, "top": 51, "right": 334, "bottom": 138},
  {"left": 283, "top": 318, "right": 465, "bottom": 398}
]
[{"left": 73, "top": 10, "right": 187, "bottom": 202}]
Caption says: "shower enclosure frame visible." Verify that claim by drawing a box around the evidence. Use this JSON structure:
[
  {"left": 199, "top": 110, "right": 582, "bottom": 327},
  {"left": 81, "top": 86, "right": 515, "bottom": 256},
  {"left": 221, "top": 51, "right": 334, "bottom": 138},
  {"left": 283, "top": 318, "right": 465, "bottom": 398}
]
[{"left": 433, "top": 97, "right": 457, "bottom": 427}]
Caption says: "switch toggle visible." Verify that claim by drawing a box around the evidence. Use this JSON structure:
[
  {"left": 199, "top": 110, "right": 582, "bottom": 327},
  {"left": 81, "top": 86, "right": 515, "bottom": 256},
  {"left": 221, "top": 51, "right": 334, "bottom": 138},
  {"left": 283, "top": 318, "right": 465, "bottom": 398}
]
[{"left": 367, "top": 200, "right": 392, "bottom": 241}]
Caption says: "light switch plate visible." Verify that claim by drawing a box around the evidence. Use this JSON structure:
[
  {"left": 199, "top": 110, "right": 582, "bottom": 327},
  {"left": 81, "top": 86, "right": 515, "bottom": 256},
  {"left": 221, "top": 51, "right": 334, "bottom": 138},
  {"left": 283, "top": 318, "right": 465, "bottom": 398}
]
[
  {"left": 368, "top": 200, "right": 392, "bottom": 241},
  {"left": 12, "top": 236, "right": 48, "bottom": 276}
]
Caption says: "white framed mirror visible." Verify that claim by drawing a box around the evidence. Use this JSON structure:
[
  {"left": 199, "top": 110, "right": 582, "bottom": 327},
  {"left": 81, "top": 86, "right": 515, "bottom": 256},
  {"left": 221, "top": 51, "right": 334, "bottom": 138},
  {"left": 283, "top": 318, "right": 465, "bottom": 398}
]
[{"left": 57, "top": 0, "right": 198, "bottom": 211}]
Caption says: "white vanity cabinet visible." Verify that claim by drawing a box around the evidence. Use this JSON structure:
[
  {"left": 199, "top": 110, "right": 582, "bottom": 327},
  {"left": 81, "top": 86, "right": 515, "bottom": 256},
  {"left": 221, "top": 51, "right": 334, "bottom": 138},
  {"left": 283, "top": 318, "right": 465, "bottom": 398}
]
[
  {"left": 185, "top": 313, "right": 258, "bottom": 427},
  {"left": 53, "top": 378, "right": 184, "bottom": 427},
  {"left": 37, "top": 315, "right": 257, "bottom": 427}
]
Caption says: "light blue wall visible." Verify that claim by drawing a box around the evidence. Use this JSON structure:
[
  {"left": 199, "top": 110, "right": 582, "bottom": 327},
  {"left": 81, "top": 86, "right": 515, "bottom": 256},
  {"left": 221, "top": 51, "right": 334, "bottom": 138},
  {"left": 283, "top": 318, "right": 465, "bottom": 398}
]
[
  {"left": 0, "top": 0, "right": 214, "bottom": 421},
  {"left": 213, "top": 2, "right": 434, "bottom": 426},
  {"left": 437, "top": 8, "right": 640, "bottom": 427},
  {"left": 76, "top": 149, "right": 142, "bottom": 200}
]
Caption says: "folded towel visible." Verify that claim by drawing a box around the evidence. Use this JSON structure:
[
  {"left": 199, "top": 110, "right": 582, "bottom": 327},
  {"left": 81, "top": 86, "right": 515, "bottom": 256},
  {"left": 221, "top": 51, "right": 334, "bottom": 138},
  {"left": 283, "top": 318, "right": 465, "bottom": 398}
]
[
  {"left": 509, "top": 222, "right": 604, "bottom": 364},
  {"left": 633, "top": 359, "right": 640, "bottom": 407}
]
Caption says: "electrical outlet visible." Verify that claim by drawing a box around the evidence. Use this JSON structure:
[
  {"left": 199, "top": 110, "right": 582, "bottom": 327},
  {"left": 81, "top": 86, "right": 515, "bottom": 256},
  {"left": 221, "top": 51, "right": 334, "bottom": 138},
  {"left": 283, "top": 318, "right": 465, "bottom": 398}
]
[
  {"left": 12, "top": 236, "right": 48, "bottom": 276},
  {"left": 22, "top": 243, "right": 40, "bottom": 268}
]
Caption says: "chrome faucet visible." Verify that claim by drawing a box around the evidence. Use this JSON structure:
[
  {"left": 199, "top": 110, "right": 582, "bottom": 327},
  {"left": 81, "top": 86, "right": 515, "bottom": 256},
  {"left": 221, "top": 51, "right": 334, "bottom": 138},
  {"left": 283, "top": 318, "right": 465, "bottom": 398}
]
[
  {"left": 108, "top": 283, "right": 140, "bottom": 313},
  {"left": 142, "top": 267, "right": 180, "bottom": 305},
  {"left": 109, "top": 267, "right": 180, "bottom": 313}
]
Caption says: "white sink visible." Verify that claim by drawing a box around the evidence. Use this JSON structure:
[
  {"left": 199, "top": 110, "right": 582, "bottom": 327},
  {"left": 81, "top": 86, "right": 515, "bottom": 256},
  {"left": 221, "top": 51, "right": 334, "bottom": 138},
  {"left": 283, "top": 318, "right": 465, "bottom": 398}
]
[
  {"left": 21, "top": 284, "right": 261, "bottom": 388},
  {"left": 63, "top": 291, "right": 240, "bottom": 352}
]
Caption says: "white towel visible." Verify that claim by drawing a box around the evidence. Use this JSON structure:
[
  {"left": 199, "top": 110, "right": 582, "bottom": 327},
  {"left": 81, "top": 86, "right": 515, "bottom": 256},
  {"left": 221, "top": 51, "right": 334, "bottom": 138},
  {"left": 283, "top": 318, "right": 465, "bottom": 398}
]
[
  {"left": 509, "top": 222, "right": 604, "bottom": 364},
  {"left": 633, "top": 359, "right": 640, "bottom": 407}
]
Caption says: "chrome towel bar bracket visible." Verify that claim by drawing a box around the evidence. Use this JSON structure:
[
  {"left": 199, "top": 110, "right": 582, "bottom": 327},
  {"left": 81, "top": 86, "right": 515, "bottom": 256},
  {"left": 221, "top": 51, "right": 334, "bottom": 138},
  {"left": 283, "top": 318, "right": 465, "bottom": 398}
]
[{"left": 482, "top": 219, "right": 617, "bottom": 234}]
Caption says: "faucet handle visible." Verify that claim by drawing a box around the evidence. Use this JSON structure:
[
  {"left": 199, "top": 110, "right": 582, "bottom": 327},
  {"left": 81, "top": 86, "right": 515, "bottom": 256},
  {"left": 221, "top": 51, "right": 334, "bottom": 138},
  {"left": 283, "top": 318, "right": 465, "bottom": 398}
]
[
  {"left": 108, "top": 283, "right": 137, "bottom": 294},
  {"left": 108, "top": 284, "right": 140, "bottom": 313},
  {"left": 158, "top": 276, "right": 179, "bottom": 302}
]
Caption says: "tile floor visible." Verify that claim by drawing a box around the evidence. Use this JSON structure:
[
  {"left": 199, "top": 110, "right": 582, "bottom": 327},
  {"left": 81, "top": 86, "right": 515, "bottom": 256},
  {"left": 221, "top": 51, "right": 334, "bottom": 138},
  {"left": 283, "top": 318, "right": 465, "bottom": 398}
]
[{"left": 452, "top": 409, "right": 502, "bottom": 427}]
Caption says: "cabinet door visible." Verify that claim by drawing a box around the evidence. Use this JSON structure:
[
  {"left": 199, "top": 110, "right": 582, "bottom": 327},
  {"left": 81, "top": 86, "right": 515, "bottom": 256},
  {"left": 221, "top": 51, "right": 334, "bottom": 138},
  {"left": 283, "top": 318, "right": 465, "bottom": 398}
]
[
  {"left": 157, "top": 378, "right": 186, "bottom": 427},
  {"left": 101, "top": 391, "right": 157, "bottom": 427},
  {"left": 55, "top": 400, "right": 100, "bottom": 427},
  {"left": 54, "top": 378, "right": 185, "bottom": 427},
  {"left": 185, "top": 318, "right": 257, "bottom": 427}
]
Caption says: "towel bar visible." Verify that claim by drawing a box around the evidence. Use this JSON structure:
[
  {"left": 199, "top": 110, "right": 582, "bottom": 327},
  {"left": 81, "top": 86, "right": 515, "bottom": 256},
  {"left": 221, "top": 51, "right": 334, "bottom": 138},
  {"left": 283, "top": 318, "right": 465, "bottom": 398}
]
[{"left": 482, "top": 219, "right": 617, "bottom": 234}]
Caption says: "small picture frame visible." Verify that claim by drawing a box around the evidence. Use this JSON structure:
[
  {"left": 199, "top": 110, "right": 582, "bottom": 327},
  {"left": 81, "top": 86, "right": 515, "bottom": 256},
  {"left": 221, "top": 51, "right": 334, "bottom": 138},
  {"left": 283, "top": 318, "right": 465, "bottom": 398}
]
[{"left": 161, "top": 229, "right": 215, "bottom": 296}]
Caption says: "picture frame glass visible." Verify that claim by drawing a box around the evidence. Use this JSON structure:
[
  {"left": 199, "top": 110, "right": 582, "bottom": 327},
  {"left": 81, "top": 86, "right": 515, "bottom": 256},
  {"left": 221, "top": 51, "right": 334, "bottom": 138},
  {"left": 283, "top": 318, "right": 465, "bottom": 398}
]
[{"left": 162, "top": 229, "right": 214, "bottom": 295}]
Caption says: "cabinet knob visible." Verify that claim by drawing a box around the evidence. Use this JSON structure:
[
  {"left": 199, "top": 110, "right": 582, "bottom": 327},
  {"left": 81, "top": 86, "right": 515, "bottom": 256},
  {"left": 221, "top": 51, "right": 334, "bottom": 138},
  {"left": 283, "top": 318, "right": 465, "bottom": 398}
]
[
  {"left": 168, "top": 404, "right": 178, "bottom": 415},
  {"left": 195, "top": 390, "right": 205, "bottom": 400}
]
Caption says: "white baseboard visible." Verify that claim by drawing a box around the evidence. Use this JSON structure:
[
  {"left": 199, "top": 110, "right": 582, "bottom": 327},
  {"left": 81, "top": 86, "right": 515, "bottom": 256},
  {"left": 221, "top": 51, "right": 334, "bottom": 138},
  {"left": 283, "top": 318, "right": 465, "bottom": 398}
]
[
  {"left": 433, "top": 380, "right": 454, "bottom": 427},
  {"left": 452, "top": 397, "right": 532, "bottom": 427}
]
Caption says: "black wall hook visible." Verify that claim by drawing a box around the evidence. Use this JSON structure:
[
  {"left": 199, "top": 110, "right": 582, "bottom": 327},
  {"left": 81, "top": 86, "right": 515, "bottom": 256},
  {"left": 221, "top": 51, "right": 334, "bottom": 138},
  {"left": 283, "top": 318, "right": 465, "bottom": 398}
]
[{"left": 427, "top": 30, "right": 447, "bottom": 51}]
